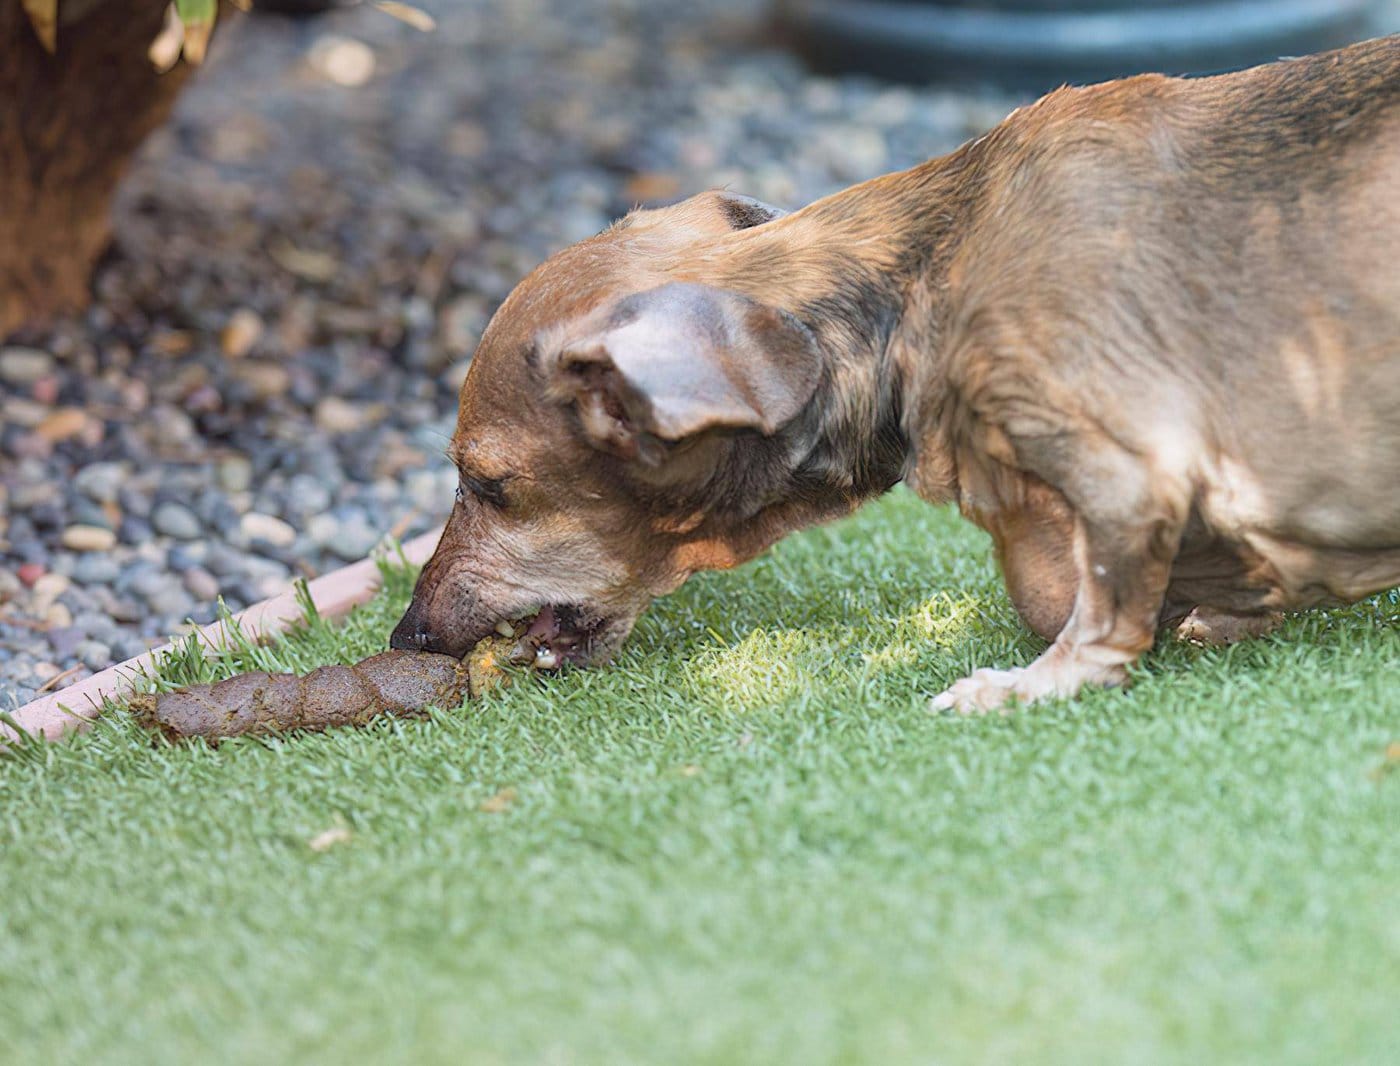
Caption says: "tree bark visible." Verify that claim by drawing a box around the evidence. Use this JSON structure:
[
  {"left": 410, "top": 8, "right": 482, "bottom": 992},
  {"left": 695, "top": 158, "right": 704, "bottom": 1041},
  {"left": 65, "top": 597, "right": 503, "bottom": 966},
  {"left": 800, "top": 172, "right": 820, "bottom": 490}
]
[{"left": 0, "top": 1, "right": 195, "bottom": 337}]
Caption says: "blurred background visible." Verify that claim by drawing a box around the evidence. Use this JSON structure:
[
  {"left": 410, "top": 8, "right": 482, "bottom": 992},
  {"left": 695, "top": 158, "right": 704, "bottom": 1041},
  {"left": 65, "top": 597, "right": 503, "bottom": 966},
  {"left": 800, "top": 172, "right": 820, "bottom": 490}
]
[{"left": 1, "top": 0, "right": 1397, "bottom": 708}]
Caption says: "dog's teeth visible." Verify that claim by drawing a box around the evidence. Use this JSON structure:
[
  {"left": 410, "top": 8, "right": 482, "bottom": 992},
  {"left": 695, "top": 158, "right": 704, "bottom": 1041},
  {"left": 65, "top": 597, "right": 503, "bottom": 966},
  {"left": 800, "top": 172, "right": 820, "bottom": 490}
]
[
  {"left": 534, "top": 646, "right": 560, "bottom": 670},
  {"left": 495, "top": 620, "right": 516, "bottom": 638}
]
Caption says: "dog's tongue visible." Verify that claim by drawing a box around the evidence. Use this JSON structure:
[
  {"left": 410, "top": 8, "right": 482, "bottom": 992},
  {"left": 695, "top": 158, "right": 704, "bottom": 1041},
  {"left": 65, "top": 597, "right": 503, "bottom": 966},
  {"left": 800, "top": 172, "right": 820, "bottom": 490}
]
[
  {"left": 510, "top": 604, "right": 563, "bottom": 668},
  {"left": 525, "top": 604, "right": 559, "bottom": 641}
]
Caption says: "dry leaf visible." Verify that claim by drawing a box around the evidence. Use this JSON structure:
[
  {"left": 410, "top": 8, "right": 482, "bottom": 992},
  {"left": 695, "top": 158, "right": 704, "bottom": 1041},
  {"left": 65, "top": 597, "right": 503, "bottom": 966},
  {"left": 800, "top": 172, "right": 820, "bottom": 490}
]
[
  {"left": 22, "top": 0, "right": 57, "bottom": 54},
  {"left": 375, "top": 1, "right": 436, "bottom": 32},
  {"left": 479, "top": 786, "right": 517, "bottom": 814},
  {"left": 149, "top": 329, "right": 195, "bottom": 357},
  {"left": 1368, "top": 741, "right": 1400, "bottom": 782},
  {"left": 308, "top": 826, "right": 352, "bottom": 852},
  {"left": 149, "top": 4, "right": 185, "bottom": 74},
  {"left": 269, "top": 241, "right": 339, "bottom": 282},
  {"left": 678, "top": 764, "right": 701, "bottom": 778},
  {"left": 175, "top": 0, "right": 217, "bottom": 65}
]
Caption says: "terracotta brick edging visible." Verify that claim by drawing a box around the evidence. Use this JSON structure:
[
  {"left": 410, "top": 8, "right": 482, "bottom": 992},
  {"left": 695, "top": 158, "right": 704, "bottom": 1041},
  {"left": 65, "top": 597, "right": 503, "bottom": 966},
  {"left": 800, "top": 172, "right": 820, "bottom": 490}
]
[{"left": 2, "top": 527, "right": 443, "bottom": 746}]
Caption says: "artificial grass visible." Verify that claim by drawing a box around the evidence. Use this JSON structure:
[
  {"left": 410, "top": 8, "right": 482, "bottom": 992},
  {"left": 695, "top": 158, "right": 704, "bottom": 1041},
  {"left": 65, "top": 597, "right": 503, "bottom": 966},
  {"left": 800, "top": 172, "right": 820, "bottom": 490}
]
[{"left": 2, "top": 488, "right": 1398, "bottom": 1065}]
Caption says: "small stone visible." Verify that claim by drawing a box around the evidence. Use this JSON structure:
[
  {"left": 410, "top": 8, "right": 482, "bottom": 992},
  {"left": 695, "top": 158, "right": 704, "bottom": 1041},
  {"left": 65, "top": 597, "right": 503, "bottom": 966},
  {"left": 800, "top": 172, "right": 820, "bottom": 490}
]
[
  {"left": 184, "top": 383, "right": 222, "bottom": 414},
  {"left": 60, "top": 525, "right": 117, "bottom": 552},
  {"left": 151, "top": 405, "right": 197, "bottom": 445},
  {"left": 68, "top": 498, "right": 114, "bottom": 530},
  {"left": 307, "top": 35, "right": 376, "bottom": 87},
  {"left": 118, "top": 516, "right": 154, "bottom": 545},
  {"left": 0, "top": 569, "right": 20, "bottom": 604},
  {"left": 71, "top": 554, "right": 122, "bottom": 585},
  {"left": 193, "top": 491, "right": 238, "bottom": 530},
  {"left": 182, "top": 567, "right": 220, "bottom": 601},
  {"left": 6, "top": 686, "right": 38, "bottom": 707},
  {"left": 31, "top": 662, "right": 62, "bottom": 685},
  {"left": 112, "top": 636, "right": 152, "bottom": 663},
  {"left": 44, "top": 602, "right": 73, "bottom": 629},
  {"left": 31, "top": 572, "right": 71, "bottom": 606},
  {"left": 374, "top": 435, "right": 425, "bottom": 479},
  {"left": 439, "top": 359, "right": 471, "bottom": 392},
  {"left": 306, "top": 512, "right": 340, "bottom": 548},
  {"left": 445, "top": 120, "right": 488, "bottom": 158},
  {"left": 146, "top": 584, "right": 193, "bottom": 618},
  {"left": 30, "top": 375, "right": 59, "bottom": 405},
  {"left": 234, "top": 361, "right": 291, "bottom": 400},
  {"left": 47, "top": 626, "right": 86, "bottom": 660},
  {"left": 75, "top": 640, "right": 112, "bottom": 672},
  {"left": 217, "top": 455, "right": 254, "bottom": 493},
  {"left": 17, "top": 563, "right": 45, "bottom": 588},
  {"left": 284, "top": 473, "right": 332, "bottom": 515},
  {"left": 167, "top": 544, "right": 207, "bottom": 571},
  {"left": 326, "top": 520, "right": 379, "bottom": 561},
  {"left": 313, "top": 396, "right": 367, "bottom": 434},
  {"left": 0, "top": 346, "right": 54, "bottom": 385},
  {"left": 438, "top": 295, "right": 488, "bottom": 356},
  {"left": 269, "top": 242, "right": 340, "bottom": 283},
  {"left": 240, "top": 511, "right": 297, "bottom": 548},
  {"left": 2, "top": 398, "right": 47, "bottom": 430},
  {"left": 253, "top": 574, "right": 288, "bottom": 599},
  {"left": 221, "top": 308, "right": 264, "bottom": 358},
  {"left": 13, "top": 480, "right": 58, "bottom": 511},
  {"left": 73, "top": 461, "right": 129, "bottom": 503},
  {"left": 34, "top": 407, "right": 95, "bottom": 444},
  {"left": 811, "top": 124, "right": 888, "bottom": 182},
  {"left": 623, "top": 171, "right": 682, "bottom": 203},
  {"left": 69, "top": 612, "right": 118, "bottom": 641},
  {"left": 152, "top": 501, "right": 202, "bottom": 540},
  {"left": 27, "top": 499, "right": 65, "bottom": 531}
]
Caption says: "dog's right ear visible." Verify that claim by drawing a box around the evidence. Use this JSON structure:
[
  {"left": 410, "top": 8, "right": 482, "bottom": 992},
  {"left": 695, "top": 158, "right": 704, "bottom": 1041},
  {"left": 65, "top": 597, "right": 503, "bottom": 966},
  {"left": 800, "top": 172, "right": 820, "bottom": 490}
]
[
  {"left": 715, "top": 193, "right": 786, "bottom": 230},
  {"left": 540, "top": 282, "right": 822, "bottom": 464}
]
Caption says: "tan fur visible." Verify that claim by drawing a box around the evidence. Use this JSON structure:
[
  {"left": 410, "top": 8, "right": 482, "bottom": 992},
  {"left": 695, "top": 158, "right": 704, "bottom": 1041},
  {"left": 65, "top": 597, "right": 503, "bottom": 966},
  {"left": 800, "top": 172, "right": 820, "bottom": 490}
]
[{"left": 394, "top": 38, "right": 1400, "bottom": 713}]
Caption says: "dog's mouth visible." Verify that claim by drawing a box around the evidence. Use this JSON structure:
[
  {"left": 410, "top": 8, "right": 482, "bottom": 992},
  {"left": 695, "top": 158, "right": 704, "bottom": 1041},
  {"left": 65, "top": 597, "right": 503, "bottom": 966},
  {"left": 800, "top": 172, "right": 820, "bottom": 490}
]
[{"left": 499, "top": 603, "right": 610, "bottom": 670}]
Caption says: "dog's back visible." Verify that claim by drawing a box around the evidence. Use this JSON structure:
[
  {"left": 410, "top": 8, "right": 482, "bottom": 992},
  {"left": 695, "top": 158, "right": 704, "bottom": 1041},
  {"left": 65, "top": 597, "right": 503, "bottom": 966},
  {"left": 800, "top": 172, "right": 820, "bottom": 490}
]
[{"left": 947, "top": 37, "right": 1400, "bottom": 564}]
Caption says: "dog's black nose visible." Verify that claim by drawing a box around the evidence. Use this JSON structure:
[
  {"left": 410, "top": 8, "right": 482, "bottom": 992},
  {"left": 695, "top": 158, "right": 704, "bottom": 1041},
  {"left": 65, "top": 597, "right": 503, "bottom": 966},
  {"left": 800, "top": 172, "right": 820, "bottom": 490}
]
[{"left": 389, "top": 613, "right": 436, "bottom": 652}]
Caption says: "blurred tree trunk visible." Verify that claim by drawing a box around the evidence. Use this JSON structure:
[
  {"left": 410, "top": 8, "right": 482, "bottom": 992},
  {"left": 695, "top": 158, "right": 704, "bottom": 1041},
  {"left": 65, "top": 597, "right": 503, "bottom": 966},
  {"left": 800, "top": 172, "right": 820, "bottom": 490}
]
[{"left": 0, "top": 1, "right": 194, "bottom": 337}]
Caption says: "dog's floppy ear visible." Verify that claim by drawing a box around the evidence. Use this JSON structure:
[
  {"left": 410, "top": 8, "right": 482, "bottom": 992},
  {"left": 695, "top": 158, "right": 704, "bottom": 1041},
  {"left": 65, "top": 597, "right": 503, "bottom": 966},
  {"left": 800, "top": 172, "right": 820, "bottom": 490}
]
[
  {"left": 716, "top": 193, "right": 786, "bottom": 230},
  {"left": 542, "top": 282, "right": 822, "bottom": 462}
]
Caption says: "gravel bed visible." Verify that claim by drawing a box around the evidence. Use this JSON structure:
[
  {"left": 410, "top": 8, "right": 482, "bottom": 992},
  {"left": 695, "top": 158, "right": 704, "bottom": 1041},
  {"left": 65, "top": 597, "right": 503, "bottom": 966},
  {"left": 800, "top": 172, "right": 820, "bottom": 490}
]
[{"left": 0, "top": 0, "right": 1020, "bottom": 709}]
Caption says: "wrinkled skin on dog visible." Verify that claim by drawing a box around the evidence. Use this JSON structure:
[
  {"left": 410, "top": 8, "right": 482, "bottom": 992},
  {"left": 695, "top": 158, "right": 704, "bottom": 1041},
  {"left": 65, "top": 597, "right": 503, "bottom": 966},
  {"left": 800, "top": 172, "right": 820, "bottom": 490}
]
[{"left": 394, "top": 38, "right": 1400, "bottom": 713}]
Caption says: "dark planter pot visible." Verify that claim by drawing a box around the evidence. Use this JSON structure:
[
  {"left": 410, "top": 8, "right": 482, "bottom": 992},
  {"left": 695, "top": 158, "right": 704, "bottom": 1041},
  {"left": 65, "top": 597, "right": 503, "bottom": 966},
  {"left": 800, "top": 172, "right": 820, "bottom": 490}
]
[{"left": 777, "top": 0, "right": 1384, "bottom": 90}]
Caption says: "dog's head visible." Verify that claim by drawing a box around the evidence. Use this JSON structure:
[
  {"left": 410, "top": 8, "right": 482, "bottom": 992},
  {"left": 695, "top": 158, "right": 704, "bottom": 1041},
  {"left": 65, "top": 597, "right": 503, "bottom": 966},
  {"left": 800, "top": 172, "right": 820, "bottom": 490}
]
[{"left": 390, "top": 191, "right": 828, "bottom": 666}]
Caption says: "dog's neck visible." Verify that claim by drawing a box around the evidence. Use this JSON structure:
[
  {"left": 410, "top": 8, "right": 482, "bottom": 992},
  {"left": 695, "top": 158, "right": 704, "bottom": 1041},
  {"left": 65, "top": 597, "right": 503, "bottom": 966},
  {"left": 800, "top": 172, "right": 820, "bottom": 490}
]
[{"left": 694, "top": 140, "right": 988, "bottom": 539}]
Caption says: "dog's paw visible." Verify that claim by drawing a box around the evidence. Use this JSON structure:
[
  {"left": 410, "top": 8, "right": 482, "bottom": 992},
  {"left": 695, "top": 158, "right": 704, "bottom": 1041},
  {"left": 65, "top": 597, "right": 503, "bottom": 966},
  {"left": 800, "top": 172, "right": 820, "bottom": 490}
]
[
  {"left": 930, "top": 653, "right": 1129, "bottom": 715},
  {"left": 929, "top": 667, "right": 1030, "bottom": 716}
]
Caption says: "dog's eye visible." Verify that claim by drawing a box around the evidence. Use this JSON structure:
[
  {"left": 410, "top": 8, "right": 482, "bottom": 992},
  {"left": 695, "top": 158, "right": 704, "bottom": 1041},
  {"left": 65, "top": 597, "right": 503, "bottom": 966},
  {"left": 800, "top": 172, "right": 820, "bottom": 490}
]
[{"left": 460, "top": 474, "right": 508, "bottom": 510}]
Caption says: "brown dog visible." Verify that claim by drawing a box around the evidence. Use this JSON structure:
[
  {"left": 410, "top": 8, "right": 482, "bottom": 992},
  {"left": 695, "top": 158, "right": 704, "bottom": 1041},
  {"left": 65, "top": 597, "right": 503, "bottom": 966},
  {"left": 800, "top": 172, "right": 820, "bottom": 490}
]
[{"left": 391, "top": 36, "right": 1400, "bottom": 713}]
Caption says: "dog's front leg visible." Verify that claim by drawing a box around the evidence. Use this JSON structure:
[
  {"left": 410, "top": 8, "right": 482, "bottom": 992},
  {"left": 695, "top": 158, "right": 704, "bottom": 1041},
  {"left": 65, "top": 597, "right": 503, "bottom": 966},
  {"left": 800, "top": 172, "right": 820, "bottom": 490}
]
[{"left": 932, "top": 492, "right": 1184, "bottom": 715}]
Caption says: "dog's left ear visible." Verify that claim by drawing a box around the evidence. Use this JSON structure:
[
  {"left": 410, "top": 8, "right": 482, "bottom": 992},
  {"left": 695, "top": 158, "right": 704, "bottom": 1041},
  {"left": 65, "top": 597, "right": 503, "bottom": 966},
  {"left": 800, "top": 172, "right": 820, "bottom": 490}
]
[{"left": 543, "top": 282, "right": 822, "bottom": 462}]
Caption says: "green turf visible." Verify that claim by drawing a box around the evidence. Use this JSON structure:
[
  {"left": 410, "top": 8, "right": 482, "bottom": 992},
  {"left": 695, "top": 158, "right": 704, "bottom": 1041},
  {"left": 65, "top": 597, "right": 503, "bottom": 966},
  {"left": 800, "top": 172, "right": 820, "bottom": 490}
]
[{"left": 3, "top": 489, "right": 1399, "bottom": 1065}]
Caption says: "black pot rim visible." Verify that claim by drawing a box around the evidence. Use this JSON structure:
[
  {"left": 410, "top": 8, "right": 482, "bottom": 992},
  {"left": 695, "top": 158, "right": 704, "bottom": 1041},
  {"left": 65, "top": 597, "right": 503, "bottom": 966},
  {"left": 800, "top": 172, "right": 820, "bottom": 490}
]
[{"left": 779, "top": 0, "right": 1383, "bottom": 88}]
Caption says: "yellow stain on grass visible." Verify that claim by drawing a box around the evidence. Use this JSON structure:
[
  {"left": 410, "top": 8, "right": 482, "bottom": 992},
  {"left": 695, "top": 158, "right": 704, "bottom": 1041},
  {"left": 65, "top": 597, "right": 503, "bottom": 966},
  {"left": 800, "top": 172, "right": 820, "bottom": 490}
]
[{"left": 677, "top": 592, "right": 1005, "bottom": 711}]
